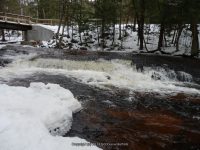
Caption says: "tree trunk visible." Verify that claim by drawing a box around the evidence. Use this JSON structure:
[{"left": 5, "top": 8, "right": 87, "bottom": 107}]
[
  {"left": 42, "top": 8, "right": 46, "bottom": 19},
  {"left": 1, "top": 30, "right": 5, "bottom": 41},
  {"left": 146, "top": 24, "right": 150, "bottom": 44},
  {"left": 137, "top": 19, "right": 140, "bottom": 46},
  {"left": 112, "top": 22, "right": 115, "bottom": 46},
  {"left": 19, "top": 0, "right": 23, "bottom": 15},
  {"left": 138, "top": 0, "right": 145, "bottom": 50},
  {"left": 132, "top": 0, "right": 137, "bottom": 32},
  {"left": 133, "top": 14, "right": 137, "bottom": 31},
  {"left": 36, "top": 0, "right": 39, "bottom": 18},
  {"left": 96, "top": 20, "right": 100, "bottom": 46},
  {"left": 191, "top": 23, "right": 199, "bottom": 57},
  {"left": 72, "top": 25, "right": 74, "bottom": 40},
  {"left": 157, "top": 23, "right": 165, "bottom": 51},
  {"left": 118, "top": 0, "right": 122, "bottom": 40},
  {"left": 175, "top": 24, "right": 184, "bottom": 51},
  {"left": 56, "top": 0, "right": 66, "bottom": 42},
  {"left": 79, "top": 0, "right": 83, "bottom": 45},
  {"left": 101, "top": 19, "right": 105, "bottom": 50},
  {"left": 58, "top": 16, "right": 67, "bottom": 49},
  {"left": 164, "top": 33, "right": 167, "bottom": 47},
  {"left": 66, "top": 9, "right": 70, "bottom": 36},
  {"left": 171, "top": 25, "right": 177, "bottom": 44},
  {"left": 138, "top": 19, "right": 144, "bottom": 50}
]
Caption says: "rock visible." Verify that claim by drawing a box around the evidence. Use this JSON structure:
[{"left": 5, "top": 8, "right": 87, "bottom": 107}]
[
  {"left": 66, "top": 34, "right": 70, "bottom": 38},
  {"left": 21, "top": 40, "right": 38, "bottom": 47},
  {"left": 106, "top": 75, "right": 111, "bottom": 80},
  {"left": 80, "top": 47, "right": 87, "bottom": 51},
  {"left": 71, "top": 39, "right": 79, "bottom": 43},
  {"left": 68, "top": 43, "right": 73, "bottom": 49},
  {"left": 151, "top": 72, "right": 161, "bottom": 80},
  {"left": 136, "top": 64, "right": 144, "bottom": 72}
]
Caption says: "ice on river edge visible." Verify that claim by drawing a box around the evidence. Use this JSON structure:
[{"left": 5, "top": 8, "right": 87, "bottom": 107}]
[{"left": 0, "top": 83, "right": 101, "bottom": 150}]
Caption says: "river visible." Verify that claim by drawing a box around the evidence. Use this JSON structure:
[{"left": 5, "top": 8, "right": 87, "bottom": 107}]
[{"left": 0, "top": 45, "right": 200, "bottom": 150}]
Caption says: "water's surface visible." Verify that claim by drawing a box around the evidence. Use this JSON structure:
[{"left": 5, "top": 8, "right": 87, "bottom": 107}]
[{"left": 1, "top": 45, "right": 200, "bottom": 150}]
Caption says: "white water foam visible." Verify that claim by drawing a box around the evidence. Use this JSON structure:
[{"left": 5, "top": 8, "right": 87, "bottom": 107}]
[{"left": 0, "top": 57, "right": 199, "bottom": 95}]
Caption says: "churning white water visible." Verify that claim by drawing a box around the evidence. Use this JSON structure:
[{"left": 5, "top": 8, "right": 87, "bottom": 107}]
[{"left": 0, "top": 56, "right": 199, "bottom": 94}]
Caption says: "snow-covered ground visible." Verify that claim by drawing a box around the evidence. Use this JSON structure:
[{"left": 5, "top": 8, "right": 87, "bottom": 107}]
[
  {"left": 0, "top": 44, "right": 6, "bottom": 49},
  {"left": 38, "top": 24, "right": 158, "bottom": 51},
  {"left": 0, "top": 31, "right": 22, "bottom": 44},
  {"left": 1, "top": 24, "right": 199, "bottom": 57},
  {"left": 38, "top": 24, "right": 198, "bottom": 56}
]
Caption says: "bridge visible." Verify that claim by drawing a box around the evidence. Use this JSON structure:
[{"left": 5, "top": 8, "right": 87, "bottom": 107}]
[{"left": 0, "top": 12, "right": 60, "bottom": 41}]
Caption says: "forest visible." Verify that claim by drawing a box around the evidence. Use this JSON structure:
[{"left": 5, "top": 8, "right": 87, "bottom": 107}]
[{"left": 0, "top": 0, "right": 200, "bottom": 56}]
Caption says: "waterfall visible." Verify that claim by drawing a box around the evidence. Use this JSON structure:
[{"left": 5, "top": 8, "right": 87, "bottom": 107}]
[{"left": 149, "top": 67, "right": 193, "bottom": 82}]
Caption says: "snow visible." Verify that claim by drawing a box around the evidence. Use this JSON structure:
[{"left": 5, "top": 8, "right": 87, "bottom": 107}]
[
  {"left": 35, "top": 24, "right": 198, "bottom": 57},
  {"left": 33, "top": 24, "right": 154, "bottom": 52},
  {"left": 1, "top": 24, "right": 200, "bottom": 58},
  {"left": 37, "top": 24, "right": 61, "bottom": 33},
  {"left": 193, "top": 116, "right": 200, "bottom": 120},
  {"left": 0, "top": 44, "right": 6, "bottom": 49},
  {"left": 0, "top": 31, "right": 22, "bottom": 44},
  {"left": 0, "top": 83, "right": 101, "bottom": 150}
]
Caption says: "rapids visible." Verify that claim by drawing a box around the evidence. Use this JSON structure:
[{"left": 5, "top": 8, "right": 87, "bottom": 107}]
[
  {"left": 0, "top": 45, "right": 200, "bottom": 150},
  {"left": 0, "top": 56, "right": 200, "bottom": 95}
]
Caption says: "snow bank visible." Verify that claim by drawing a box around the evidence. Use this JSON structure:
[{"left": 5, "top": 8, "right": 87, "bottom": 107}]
[
  {"left": 0, "top": 83, "right": 100, "bottom": 150},
  {"left": 0, "top": 30, "right": 22, "bottom": 44},
  {"left": 0, "top": 44, "right": 6, "bottom": 49}
]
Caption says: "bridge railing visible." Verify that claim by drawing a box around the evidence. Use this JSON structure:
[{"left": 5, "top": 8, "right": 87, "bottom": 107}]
[
  {"left": 31, "top": 18, "right": 60, "bottom": 26},
  {"left": 0, "top": 12, "right": 60, "bottom": 26}
]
